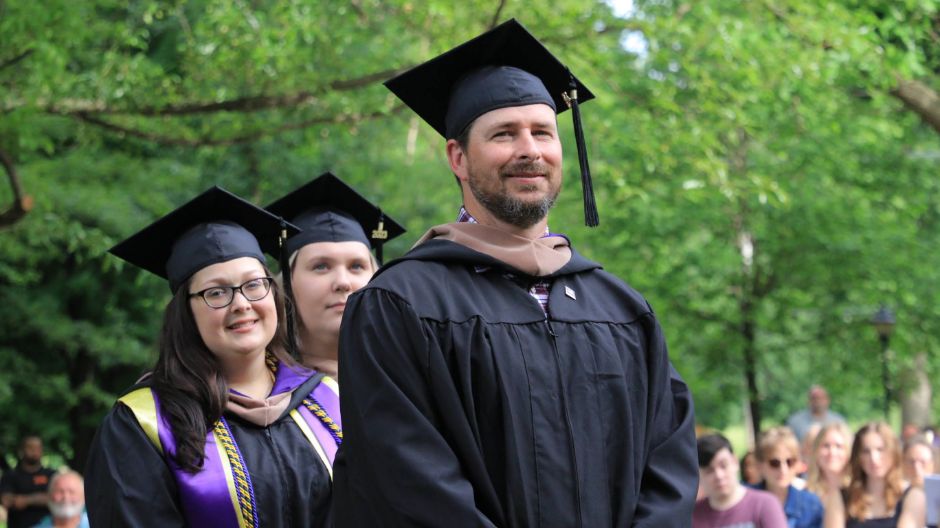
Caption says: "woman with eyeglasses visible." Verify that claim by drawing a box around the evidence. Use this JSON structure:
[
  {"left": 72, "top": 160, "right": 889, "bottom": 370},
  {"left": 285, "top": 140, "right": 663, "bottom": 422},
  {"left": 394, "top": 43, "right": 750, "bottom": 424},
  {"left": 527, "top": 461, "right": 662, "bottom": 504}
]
[
  {"left": 823, "top": 421, "right": 926, "bottom": 528},
  {"left": 84, "top": 187, "right": 339, "bottom": 527},
  {"left": 806, "top": 421, "right": 852, "bottom": 500},
  {"left": 264, "top": 173, "right": 404, "bottom": 379},
  {"left": 755, "top": 426, "right": 823, "bottom": 528}
]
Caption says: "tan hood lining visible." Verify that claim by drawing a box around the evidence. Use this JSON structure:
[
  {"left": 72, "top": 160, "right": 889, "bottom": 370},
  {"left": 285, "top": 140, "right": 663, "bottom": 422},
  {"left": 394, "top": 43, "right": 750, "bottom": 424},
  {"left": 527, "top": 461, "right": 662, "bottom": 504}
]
[{"left": 415, "top": 222, "right": 571, "bottom": 277}]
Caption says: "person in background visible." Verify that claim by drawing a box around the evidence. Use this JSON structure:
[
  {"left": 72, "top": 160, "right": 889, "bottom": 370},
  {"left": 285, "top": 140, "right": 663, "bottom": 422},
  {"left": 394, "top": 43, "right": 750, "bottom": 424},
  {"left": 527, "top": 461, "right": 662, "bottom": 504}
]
[
  {"left": 741, "top": 450, "right": 764, "bottom": 486},
  {"left": 694, "top": 433, "right": 787, "bottom": 528},
  {"left": 0, "top": 436, "right": 55, "bottom": 528},
  {"left": 798, "top": 423, "right": 823, "bottom": 479},
  {"left": 31, "top": 470, "right": 88, "bottom": 528},
  {"left": 901, "top": 434, "right": 935, "bottom": 488},
  {"left": 1, "top": 447, "right": 9, "bottom": 523},
  {"left": 85, "top": 187, "right": 337, "bottom": 527},
  {"left": 264, "top": 172, "right": 404, "bottom": 379},
  {"left": 806, "top": 421, "right": 852, "bottom": 500},
  {"left": 823, "top": 421, "right": 925, "bottom": 528},
  {"left": 753, "top": 426, "right": 823, "bottom": 528},
  {"left": 900, "top": 424, "right": 920, "bottom": 445},
  {"left": 787, "top": 385, "right": 845, "bottom": 442}
]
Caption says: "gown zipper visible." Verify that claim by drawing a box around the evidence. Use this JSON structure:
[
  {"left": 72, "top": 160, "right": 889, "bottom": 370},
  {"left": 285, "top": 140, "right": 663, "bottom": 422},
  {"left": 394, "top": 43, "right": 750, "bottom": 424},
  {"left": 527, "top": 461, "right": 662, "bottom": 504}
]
[{"left": 545, "top": 310, "right": 584, "bottom": 528}]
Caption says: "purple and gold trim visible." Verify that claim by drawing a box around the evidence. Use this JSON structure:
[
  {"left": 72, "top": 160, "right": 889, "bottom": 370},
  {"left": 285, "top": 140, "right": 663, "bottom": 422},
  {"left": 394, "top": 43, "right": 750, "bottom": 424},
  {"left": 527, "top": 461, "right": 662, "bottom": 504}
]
[
  {"left": 118, "top": 372, "right": 340, "bottom": 526},
  {"left": 213, "top": 417, "right": 258, "bottom": 528}
]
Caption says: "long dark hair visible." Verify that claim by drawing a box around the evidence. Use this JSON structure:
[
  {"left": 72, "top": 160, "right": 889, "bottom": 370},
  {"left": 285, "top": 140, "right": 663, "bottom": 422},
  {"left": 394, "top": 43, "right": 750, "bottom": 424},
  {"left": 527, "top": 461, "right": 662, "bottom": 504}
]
[{"left": 152, "top": 263, "right": 295, "bottom": 473}]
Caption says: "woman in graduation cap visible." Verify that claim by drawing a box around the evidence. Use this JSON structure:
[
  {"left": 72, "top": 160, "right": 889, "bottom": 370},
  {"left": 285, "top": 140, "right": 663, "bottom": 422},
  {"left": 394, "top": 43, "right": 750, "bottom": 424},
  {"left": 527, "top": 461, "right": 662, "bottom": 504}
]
[
  {"left": 85, "top": 187, "right": 340, "bottom": 528},
  {"left": 265, "top": 172, "right": 404, "bottom": 379}
]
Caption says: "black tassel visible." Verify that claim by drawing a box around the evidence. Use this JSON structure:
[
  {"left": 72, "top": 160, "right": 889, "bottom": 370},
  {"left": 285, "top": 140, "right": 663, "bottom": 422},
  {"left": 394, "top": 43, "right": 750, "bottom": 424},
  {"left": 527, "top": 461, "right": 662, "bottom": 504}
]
[
  {"left": 278, "top": 220, "right": 299, "bottom": 359},
  {"left": 371, "top": 210, "right": 389, "bottom": 266},
  {"left": 566, "top": 71, "right": 599, "bottom": 227}
]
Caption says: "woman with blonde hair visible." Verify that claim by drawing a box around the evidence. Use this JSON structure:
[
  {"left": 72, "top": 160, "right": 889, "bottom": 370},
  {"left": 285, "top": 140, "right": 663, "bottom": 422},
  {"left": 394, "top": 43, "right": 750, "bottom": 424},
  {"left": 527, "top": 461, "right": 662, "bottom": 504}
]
[
  {"left": 754, "top": 426, "right": 823, "bottom": 528},
  {"left": 823, "top": 422, "right": 925, "bottom": 528},
  {"left": 265, "top": 172, "right": 404, "bottom": 379},
  {"left": 807, "top": 421, "right": 852, "bottom": 498}
]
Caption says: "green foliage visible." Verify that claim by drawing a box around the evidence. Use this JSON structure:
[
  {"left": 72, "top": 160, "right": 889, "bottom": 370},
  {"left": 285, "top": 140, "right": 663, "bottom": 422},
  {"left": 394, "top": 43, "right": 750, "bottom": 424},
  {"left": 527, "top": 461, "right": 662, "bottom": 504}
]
[
  {"left": 601, "top": 0, "right": 940, "bottom": 431},
  {"left": 2, "top": 0, "right": 940, "bottom": 464}
]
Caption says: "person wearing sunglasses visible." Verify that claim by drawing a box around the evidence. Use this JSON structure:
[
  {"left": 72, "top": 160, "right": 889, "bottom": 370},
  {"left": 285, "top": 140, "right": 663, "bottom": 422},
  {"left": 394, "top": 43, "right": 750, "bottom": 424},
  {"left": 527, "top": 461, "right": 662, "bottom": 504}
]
[
  {"left": 754, "top": 426, "right": 823, "bottom": 528},
  {"left": 84, "top": 187, "right": 339, "bottom": 527}
]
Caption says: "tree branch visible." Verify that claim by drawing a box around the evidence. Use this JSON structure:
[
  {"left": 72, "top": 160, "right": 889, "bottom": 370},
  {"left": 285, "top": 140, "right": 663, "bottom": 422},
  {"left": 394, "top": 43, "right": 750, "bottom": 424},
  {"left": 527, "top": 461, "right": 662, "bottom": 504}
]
[
  {"left": 74, "top": 105, "right": 405, "bottom": 147},
  {"left": 671, "top": 302, "right": 738, "bottom": 332},
  {"left": 488, "top": 0, "right": 507, "bottom": 30},
  {"left": 762, "top": 2, "right": 940, "bottom": 133},
  {"left": 0, "top": 49, "right": 33, "bottom": 72},
  {"left": 17, "top": 67, "right": 407, "bottom": 117},
  {"left": 348, "top": 0, "right": 367, "bottom": 21},
  {"left": 891, "top": 78, "right": 940, "bottom": 135},
  {"left": 0, "top": 146, "right": 33, "bottom": 228}
]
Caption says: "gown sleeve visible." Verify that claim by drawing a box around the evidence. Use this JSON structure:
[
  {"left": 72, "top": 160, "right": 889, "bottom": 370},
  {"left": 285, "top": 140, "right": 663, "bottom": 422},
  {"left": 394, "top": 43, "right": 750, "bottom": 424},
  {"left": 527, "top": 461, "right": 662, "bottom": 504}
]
[
  {"left": 333, "top": 287, "right": 499, "bottom": 528},
  {"left": 632, "top": 316, "right": 700, "bottom": 527},
  {"left": 84, "top": 403, "right": 186, "bottom": 528}
]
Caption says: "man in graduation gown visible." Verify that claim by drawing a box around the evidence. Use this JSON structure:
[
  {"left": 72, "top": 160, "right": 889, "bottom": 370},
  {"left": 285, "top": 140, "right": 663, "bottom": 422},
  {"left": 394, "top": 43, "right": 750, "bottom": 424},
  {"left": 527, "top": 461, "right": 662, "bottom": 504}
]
[{"left": 333, "top": 19, "right": 698, "bottom": 527}]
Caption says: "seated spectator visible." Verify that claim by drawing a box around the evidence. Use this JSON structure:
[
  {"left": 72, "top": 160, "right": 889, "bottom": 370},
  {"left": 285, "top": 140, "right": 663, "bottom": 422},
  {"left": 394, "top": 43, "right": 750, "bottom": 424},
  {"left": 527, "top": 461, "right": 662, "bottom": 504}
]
[
  {"left": 798, "top": 423, "right": 823, "bottom": 479},
  {"left": 31, "top": 470, "right": 88, "bottom": 528},
  {"left": 754, "top": 426, "right": 823, "bottom": 528},
  {"left": 902, "top": 434, "right": 936, "bottom": 488},
  {"left": 693, "top": 433, "right": 787, "bottom": 528},
  {"left": 901, "top": 423, "right": 920, "bottom": 444},
  {"left": 806, "top": 421, "right": 852, "bottom": 500},
  {"left": 823, "top": 421, "right": 925, "bottom": 528},
  {"left": 741, "top": 450, "right": 763, "bottom": 486},
  {"left": 0, "top": 436, "right": 56, "bottom": 528}
]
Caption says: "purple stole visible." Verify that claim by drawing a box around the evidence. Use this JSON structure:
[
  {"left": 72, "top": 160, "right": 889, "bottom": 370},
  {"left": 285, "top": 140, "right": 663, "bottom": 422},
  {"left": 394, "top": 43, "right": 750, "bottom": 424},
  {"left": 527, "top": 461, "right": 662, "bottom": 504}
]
[{"left": 119, "top": 365, "right": 341, "bottom": 528}]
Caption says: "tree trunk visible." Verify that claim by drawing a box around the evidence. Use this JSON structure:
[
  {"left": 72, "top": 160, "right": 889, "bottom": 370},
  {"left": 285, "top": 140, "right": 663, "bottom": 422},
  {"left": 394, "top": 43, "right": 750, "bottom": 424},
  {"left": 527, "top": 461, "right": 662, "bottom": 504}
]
[
  {"left": 742, "top": 307, "right": 762, "bottom": 446},
  {"left": 891, "top": 79, "right": 940, "bottom": 135},
  {"left": 900, "top": 351, "right": 932, "bottom": 428},
  {"left": 66, "top": 348, "right": 98, "bottom": 471}
]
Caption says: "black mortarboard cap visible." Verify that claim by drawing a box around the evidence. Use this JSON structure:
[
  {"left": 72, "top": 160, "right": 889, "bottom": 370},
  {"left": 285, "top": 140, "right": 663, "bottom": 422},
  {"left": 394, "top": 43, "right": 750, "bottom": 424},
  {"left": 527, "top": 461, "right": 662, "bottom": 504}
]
[
  {"left": 110, "top": 186, "right": 300, "bottom": 292},
  {"left": 265, "top": 172, "right": 405, "bottom": 263},
  {"left": 384, "top": 19, "right": 599, "bottom": 226}
]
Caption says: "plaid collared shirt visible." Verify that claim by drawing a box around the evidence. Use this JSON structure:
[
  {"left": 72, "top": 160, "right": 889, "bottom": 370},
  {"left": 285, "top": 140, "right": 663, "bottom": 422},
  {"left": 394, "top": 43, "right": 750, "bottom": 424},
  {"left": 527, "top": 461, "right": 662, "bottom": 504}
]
[{"left": 456, "top": 207, "right": 552, "bottom": 315}]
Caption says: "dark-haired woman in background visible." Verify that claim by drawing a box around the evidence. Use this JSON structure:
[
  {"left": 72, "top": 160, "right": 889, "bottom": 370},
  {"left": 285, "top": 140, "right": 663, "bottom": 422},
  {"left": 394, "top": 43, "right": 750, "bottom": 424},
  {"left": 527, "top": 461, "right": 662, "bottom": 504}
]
[{"left": 85, "top": 187, "right": 339, "bottom": 527}]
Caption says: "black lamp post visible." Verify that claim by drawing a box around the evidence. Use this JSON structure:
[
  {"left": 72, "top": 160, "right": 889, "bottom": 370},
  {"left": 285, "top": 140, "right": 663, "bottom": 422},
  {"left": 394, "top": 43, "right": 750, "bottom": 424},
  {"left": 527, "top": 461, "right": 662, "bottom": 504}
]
[{"left": 871, "top": 305, "right": 895, "bottom": 419}]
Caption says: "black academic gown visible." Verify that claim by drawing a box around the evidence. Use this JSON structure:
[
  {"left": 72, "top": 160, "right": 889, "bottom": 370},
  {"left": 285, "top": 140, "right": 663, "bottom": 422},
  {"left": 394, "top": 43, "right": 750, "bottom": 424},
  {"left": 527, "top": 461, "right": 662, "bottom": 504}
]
[
  {"left": 85, "top": 374, "right": 333, "bottom": 528},
  {"left": 333, "top": 239, "right": 698, "bottom": 527}
]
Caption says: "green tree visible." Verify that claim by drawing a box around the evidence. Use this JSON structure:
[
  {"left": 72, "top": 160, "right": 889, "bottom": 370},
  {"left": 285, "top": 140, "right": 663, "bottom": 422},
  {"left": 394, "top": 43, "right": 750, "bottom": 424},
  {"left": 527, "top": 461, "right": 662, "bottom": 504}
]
[{"left": 2, "top": 0, "right": 939, "bottom": 466}]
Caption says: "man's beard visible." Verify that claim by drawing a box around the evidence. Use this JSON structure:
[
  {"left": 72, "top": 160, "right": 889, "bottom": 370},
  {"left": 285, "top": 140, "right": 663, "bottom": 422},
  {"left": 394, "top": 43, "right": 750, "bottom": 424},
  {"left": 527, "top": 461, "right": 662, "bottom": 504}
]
[
  {"left": 467, "top": 161, "right": 559, "bottom": 229},
  {"left": 49, "top": 501, "right": 84, "bottom": 519}
]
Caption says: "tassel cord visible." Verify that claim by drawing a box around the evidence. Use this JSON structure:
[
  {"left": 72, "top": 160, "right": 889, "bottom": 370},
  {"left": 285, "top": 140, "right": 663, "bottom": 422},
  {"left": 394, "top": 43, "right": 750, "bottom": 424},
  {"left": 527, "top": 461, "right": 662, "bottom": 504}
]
[
  {"left": 278, "top": 221, "right": 299, "bottom": 359},
  {"left": 566, "top": 72, "right": 599, "bottom": 227}
]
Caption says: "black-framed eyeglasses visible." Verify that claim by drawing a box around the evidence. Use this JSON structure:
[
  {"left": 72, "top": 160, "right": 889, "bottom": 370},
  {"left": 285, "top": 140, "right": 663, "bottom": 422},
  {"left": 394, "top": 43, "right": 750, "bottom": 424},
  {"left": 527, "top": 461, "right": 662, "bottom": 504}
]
[{"left": 189, "top": 277, "right": 274, "bottom": 309}]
